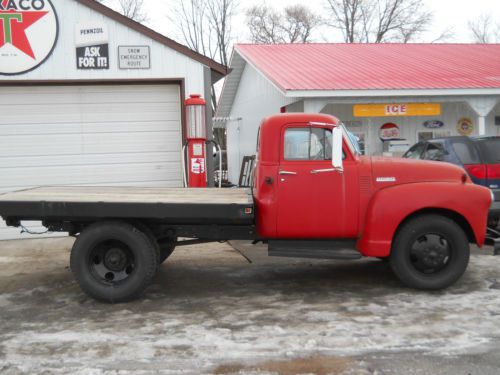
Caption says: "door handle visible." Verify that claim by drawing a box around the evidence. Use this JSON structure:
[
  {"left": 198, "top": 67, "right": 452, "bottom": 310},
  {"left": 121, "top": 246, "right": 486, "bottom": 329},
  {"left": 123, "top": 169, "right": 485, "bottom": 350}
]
[
  {"left": 311, "top": 168, "right": 336, "bottom": 174},
  {"left": 279, "top": 171, "right": 297, "bottom": 175}
]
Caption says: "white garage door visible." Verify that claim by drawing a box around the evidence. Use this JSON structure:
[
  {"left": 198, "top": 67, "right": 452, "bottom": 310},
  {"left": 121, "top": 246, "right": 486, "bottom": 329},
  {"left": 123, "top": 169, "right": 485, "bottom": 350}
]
[{"left": 0, "top": 84, "right": 183, "bottom": 240}]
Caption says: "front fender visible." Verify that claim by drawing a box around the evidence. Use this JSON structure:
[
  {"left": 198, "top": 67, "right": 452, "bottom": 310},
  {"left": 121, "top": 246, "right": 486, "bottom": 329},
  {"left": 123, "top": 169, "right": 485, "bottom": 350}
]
[{"left": 356, "top": 182, "right": 491, "bottom": 257}]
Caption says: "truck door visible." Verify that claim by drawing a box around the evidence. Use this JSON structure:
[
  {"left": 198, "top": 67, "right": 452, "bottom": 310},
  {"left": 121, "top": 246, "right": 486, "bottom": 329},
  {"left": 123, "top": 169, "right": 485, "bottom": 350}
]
[{"left": 277, "top": 125, "right": 359, "bottom": 238}]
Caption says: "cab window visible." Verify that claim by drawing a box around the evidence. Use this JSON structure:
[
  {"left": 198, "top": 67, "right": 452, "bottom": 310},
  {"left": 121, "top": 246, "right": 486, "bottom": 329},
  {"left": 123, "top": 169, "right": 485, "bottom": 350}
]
[{"left": 284, "top": 127, "right": 332, "bottom": 161}]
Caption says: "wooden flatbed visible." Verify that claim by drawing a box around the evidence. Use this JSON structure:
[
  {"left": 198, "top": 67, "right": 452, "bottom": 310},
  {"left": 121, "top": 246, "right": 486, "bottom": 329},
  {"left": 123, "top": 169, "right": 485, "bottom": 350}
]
[{"left": 0, "top": 187, "right": 255, "bottom": 225}]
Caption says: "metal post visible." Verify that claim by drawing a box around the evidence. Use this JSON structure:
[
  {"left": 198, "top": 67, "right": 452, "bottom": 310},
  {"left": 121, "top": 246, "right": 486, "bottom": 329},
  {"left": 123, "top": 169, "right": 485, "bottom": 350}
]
[
  {"left": 478, "top": 115, "right": 486, "bottom": 136},
  {"left": 204, "top": 66, "right": 215, "bottom": 187}
]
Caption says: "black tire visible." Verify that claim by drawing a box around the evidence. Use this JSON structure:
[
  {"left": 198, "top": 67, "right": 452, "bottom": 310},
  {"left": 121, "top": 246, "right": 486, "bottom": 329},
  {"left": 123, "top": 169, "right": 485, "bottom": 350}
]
[
  {"left": 130, "top": 221, "right": 161, "bottom": 269},
  {"left": 70, "top": 221, "right": 158, "bottom": 303},
  {"left": 390, "top": 215, "right": 470, "bottom": 290},
  {"left": 158, "top": 237, "right": 177, "bottom": 264}
]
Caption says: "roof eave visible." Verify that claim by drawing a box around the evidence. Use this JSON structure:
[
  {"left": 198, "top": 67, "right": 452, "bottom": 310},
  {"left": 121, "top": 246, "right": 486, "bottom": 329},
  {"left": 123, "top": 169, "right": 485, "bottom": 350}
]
[{"left": 285, "top": 88, "right": 500, "bottom": 98}]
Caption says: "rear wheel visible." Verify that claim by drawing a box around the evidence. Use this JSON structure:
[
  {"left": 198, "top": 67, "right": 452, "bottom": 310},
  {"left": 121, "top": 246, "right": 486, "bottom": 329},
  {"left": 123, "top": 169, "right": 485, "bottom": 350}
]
[
  {"left": 70, "top": 221, "right": 158, "bottom": 303},
  {"left": 390, "top": 215, "right": 470, "bottom": 290}
]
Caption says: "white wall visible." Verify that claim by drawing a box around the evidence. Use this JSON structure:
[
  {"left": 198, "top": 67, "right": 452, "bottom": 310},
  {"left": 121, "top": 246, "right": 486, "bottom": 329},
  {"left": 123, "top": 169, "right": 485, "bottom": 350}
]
[
  {"left": 226, "top": 63, "right": 295, "bottom": 183},
  {"left": 1, "top": 0, "right": 206, "bottom": 95}
]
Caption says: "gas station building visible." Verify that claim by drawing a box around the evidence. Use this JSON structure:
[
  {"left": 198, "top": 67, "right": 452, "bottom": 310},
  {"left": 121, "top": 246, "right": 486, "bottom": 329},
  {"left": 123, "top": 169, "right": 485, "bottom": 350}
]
[{"left": 217, "top": 44, "right": 500, "bottom": 184}]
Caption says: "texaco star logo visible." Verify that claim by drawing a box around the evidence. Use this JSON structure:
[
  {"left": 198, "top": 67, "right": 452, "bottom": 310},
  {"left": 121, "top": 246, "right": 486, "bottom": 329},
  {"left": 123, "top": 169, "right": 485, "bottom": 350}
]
[{"left": 0, "top": 0, "right": 58, "bottom": 75}]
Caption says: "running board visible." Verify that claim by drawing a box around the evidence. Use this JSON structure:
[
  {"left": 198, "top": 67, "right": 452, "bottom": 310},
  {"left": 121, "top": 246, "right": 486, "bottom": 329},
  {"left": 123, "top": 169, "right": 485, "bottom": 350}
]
[{"left": 268, "top": 239, "right": 361, "bottom": 260}]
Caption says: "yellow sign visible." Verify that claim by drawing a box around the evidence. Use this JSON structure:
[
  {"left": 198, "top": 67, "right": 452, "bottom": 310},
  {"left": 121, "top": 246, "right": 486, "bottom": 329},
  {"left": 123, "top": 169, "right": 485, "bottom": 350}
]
[{"left": 353, "top": 103, "right": 441, "bottom": 117}]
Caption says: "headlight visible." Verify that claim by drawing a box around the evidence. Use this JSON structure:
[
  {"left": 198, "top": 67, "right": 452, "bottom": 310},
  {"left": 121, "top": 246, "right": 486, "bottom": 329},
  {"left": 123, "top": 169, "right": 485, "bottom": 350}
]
[{"left": 491, "top": 189, "right": 495, "bottom": 207}]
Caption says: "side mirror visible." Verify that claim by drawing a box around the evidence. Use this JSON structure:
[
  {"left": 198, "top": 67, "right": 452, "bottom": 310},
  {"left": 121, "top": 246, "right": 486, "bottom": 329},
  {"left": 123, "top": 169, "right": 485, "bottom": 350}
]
[{"left": 332, "top": 126, "right": 344, "bottom": 173}]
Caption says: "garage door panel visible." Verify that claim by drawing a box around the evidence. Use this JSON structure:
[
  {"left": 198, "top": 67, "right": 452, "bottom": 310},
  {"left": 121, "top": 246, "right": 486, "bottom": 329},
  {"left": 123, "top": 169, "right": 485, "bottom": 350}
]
[
  {"left": 0, "top": 84, "right": 184, "bottom": 241},
  {"left": 0, "top": 120, "right": 181, "bottom": 136},
  {"left": 0, "top": 131, "right": 182, "bottom": 157},
  {"left": 1, "top": 104, "right": 181, "bottom": 125},
  {"left": 0, "top": 112, "right": 181, "bottom": 126},
  {"left": 0, "top": 162, "right": 182, "bottom": 188},
  {"left": 0, "top": 85, "right": 181, "bottom": 105},
  {"left": 0, "top": 151, "right": 181, "bottom": 169}
]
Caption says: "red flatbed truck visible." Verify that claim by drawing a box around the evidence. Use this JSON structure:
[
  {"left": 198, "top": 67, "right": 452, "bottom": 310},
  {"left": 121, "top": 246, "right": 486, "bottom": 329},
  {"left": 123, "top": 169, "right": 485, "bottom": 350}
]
[{"left": 0, "top": 113, "right": 494, "bottom": 303}]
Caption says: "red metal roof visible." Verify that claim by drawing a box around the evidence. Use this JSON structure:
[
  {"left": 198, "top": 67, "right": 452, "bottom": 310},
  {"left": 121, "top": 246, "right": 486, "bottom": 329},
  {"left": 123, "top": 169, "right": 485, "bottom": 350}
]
[{"left": 236, "top": 43, "right": 500, "bottom": 91}]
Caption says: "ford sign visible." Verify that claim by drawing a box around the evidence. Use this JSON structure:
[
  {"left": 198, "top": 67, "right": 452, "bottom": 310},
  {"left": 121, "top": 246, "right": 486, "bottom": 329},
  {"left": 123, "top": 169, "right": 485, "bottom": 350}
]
[{"left": 423, "top": 120, "right": 444, "bottom": 129}]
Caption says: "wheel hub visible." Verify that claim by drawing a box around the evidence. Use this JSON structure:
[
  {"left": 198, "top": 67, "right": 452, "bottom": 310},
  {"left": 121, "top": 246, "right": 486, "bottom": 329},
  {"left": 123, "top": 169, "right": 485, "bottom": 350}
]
[
  {"left": 410, "top": 233, "right": 450, "bottom": 274},
  {"left": 104, "top": 248, "right": 127, "bottom": 272},
  {"left": 421, "top": 247, "right": 447, "bottom": 268},
  {"left": 89, "top": 240, "right": 135, "bottom": 284}
]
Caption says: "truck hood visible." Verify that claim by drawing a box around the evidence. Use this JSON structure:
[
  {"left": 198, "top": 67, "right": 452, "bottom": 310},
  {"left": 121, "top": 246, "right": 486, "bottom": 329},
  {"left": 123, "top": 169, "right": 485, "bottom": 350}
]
[{"left": 369, "top": 156, "right": 467, "bottom": 187}]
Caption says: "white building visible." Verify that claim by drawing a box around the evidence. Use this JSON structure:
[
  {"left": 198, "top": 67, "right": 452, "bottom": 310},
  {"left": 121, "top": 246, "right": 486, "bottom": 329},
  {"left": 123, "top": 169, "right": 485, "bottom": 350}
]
[
  {"left": 0, "top": 0, "right": 227, "bottom": 239},
  {"left": 217, "top": 44, "right": 500, "bottom": 184}
]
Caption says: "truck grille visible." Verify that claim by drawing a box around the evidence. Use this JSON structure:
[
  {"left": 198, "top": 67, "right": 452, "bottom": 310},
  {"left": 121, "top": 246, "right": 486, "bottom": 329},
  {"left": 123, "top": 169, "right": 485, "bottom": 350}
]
[{"left": 360, "top": 176, "right": 371, "bottom": 194}]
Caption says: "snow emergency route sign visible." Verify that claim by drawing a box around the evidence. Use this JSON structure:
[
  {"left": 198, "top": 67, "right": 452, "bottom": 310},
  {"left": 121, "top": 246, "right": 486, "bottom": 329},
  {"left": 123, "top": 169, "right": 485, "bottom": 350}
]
[{"left": 0, "top": 0, "right": 59, "bottom": 75}]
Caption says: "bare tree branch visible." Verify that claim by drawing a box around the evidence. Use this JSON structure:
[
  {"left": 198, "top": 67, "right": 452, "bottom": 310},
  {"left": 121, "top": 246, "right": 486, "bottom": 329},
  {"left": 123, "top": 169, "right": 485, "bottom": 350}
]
[
  {"left": 172, "top": 0, "right": 239, "bottom": 111},
  {"left": 325, "top": 0, "right": 432, "bottom": 43},
  {"left": 430, "top": 26, "right": 455, "bottom": 43},
  {"left": 283, "top": 5, "right": 321, "bottom": 43},
  {"left": 98, "top": 0, "right": 148, "bottom": 23},
  {"left": 206, "top": 0, "right": 238, "bottom": 67},
  {"left": 468, "top": 13, "right": 500, "bottom": 43},
  {"left": 246, "top": 4, "right": 320, "bottom": 44},
  {"left": 118, "top": 0, "right": 147, "bottom": 23}
]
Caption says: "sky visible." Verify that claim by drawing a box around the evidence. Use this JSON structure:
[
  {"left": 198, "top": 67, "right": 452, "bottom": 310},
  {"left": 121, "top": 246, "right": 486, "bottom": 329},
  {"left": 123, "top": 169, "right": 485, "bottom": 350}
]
[{"left": 133, "top": 0, "right": 500, "bottom": 45}]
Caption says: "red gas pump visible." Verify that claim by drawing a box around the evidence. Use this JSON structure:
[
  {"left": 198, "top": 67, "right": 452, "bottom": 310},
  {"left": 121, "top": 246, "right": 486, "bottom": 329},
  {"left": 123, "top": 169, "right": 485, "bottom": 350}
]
[{"left": 184, "top": 94, "right": 207, "bottom": 188}]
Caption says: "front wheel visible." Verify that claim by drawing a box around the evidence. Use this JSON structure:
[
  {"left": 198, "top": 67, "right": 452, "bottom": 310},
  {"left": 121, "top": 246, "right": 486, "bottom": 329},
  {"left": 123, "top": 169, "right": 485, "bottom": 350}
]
[
  {"left": 390, "top": 215, "right": 470, "bottom": 290},
  {"left": 70, "top": 221, "right": 158, "bottom": 303}
]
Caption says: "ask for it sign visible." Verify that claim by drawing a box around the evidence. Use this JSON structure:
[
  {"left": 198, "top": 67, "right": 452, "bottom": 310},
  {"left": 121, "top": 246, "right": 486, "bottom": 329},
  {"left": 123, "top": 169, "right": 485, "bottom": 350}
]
[{"left": 75, "top": 23, "right": 109, "bottom": 70}]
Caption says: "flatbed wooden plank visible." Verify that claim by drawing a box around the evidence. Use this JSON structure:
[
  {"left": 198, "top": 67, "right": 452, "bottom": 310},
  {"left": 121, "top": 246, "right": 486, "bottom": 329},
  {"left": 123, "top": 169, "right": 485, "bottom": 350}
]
[
  {"left": 0, "top": 187, "right": 253, "bottom": 205},
  {"left": 0, "top": 187, "right": 255, "bottom": 225}
]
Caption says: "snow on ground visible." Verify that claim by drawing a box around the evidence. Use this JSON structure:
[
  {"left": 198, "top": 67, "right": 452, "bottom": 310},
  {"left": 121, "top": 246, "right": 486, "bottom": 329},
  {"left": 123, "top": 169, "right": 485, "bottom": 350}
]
[{"left": 0, "top": 239, "right": 499, "bottom": 374}]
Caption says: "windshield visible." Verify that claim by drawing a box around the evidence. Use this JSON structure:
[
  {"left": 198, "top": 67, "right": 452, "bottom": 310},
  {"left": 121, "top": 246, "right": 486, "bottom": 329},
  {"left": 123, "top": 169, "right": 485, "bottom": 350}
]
[{"left": 342, "top": 124, "right": 361, "bottom": 156}]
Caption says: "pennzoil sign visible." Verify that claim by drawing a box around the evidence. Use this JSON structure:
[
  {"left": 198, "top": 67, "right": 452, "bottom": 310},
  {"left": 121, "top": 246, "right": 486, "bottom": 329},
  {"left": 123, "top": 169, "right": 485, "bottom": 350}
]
[{"left": 0, "top": 0, "right": 58, "bottom": 75}]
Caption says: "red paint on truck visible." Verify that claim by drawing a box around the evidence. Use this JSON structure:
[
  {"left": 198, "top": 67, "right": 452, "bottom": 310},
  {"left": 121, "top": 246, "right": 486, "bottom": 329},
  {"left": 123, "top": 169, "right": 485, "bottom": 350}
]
[{"left": 253, "top": 113, "right": 491, "bottom": 257}]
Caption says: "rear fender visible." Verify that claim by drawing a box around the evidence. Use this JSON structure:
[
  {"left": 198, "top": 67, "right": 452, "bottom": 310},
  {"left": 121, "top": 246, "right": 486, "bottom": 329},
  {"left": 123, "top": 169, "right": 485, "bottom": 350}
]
[{"left": 356, "top": 182, "right": 491, "bottom": 257}]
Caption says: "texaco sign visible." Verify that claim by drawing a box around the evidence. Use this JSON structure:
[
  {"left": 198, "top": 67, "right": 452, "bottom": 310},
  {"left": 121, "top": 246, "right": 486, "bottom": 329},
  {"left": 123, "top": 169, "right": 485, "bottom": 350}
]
[{"left": 0, "top": 0, "right": 58, "bottom": 75}]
